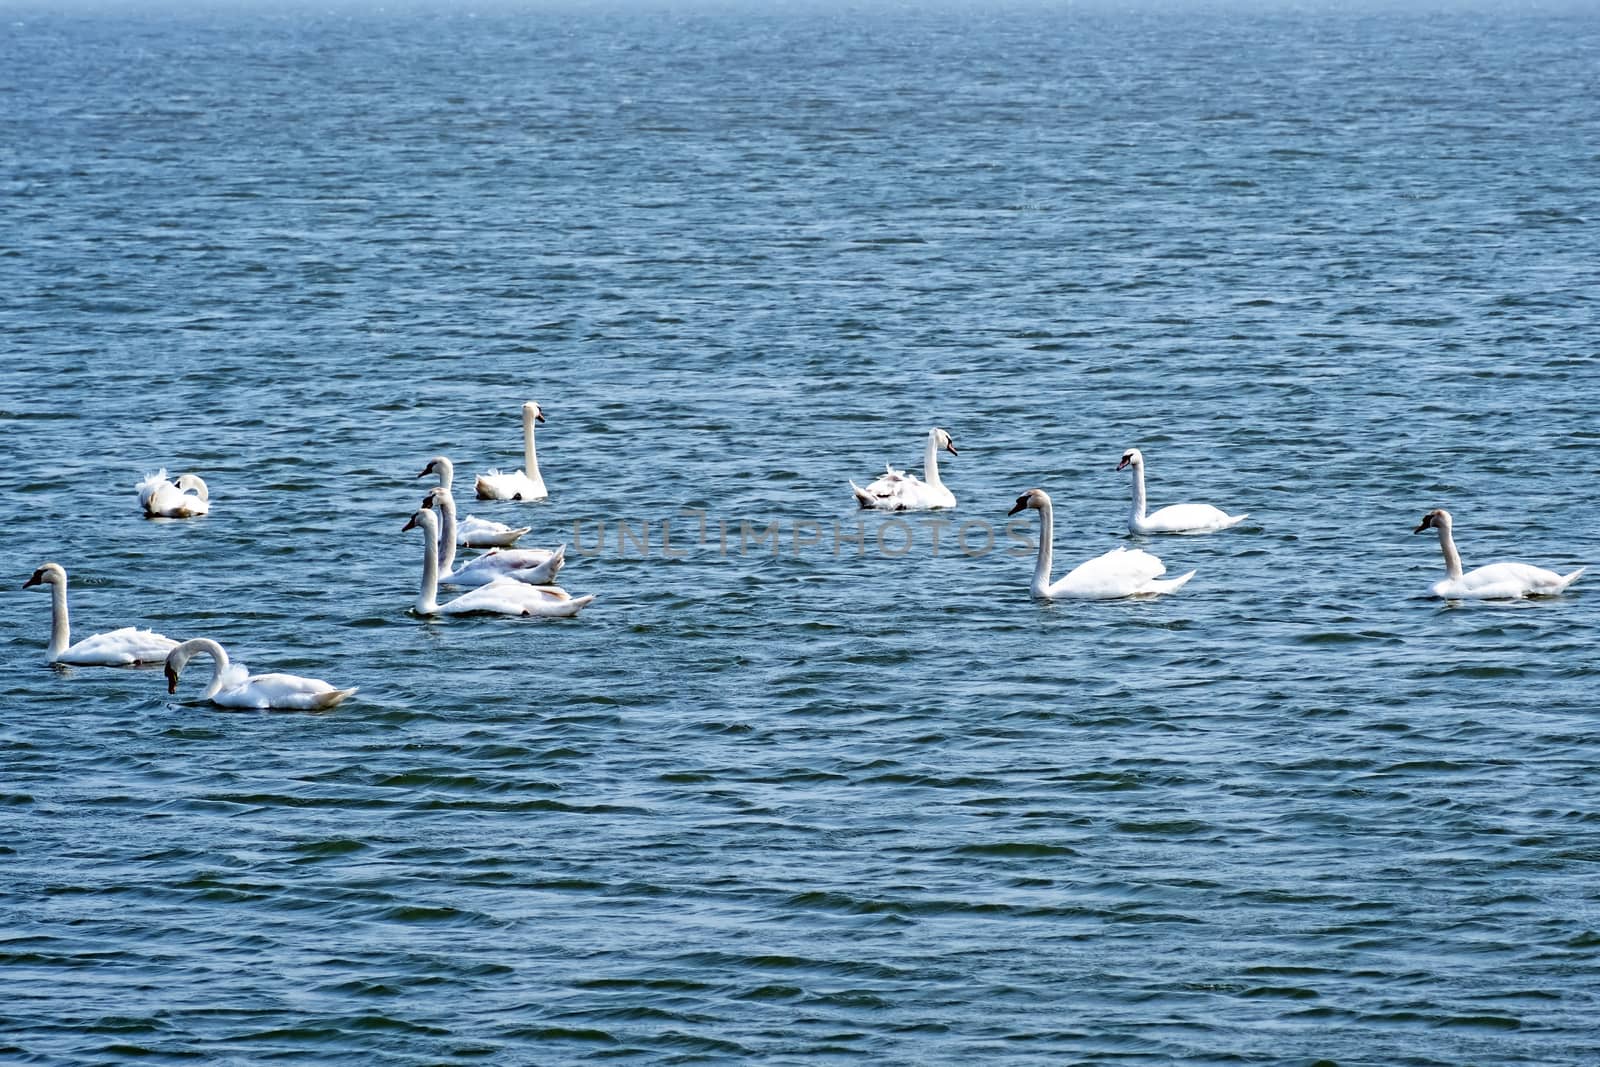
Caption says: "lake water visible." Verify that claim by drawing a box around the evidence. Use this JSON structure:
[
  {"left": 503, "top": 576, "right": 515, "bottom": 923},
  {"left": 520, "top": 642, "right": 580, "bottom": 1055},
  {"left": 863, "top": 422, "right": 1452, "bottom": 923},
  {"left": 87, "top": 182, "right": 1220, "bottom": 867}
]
[{"left": 3, "top": 3, "right": 1599, "bottom": 1063}]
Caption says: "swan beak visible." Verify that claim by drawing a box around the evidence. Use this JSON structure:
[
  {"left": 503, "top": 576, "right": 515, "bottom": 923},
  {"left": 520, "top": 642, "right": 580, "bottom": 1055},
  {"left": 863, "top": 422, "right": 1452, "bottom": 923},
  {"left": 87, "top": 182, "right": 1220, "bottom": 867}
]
[
  {"left": 415, "top": 465, "right": 431, "bottom": 479},
  {"left": 1412, "top": 519, "right": 1431, "bottom": 534},
  {"left": 946, "top": 443, "right": 959, "bottom": 457},
  {"left": 536, "top": 411, "right": 546, "bottom": 424},
  {"left": 165, "top": 665, "right": 178, "bottom": 694},
  {"left": 1007, "top": 499, "right": 1027, "bottom": 516},
  {"left": 402, "top": 514, "right": 419, "bottom": 532},
  {"left": 1116, "top": 458, "right": 1130, "bottom": 471},
  {"left": 22, "top": 572, "right": 42, "bottom": 589}
]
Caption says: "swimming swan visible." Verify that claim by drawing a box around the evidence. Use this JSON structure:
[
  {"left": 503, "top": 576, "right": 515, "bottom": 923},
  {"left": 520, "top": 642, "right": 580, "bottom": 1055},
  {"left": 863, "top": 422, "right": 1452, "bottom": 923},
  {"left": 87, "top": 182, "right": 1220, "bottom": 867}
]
[
  {"left": 165, "top": 637, "right": 357, "bottom": 710},
  {"left": 851, "top": 428, "right": 958, "bottom": 510},
  {"left": 136, "top": 469, "right": 210, "bottom": 518},
  {"left": 1116, "top": 448, "right": 1245, "bottom": 534},
  {"left": 420, "top": 486, "right": 564, "bottom": 587},
  {"left": 23, "top": 562, "right": 179, "bottom": 665},
  {"left": 1008, "top": 488, "right": 1195, "bottom": 600},
  {"left": 1413, "top": 508, "right": 1584, "bottom": 600},
  {"left": 475, "top": 402, "right": 549, "bottom": 501},
  {"left": 403, "top": 508, "right": 593, "bottom": 617},
  {"left": 417, "top": 455, "right": 531, "bottom": 547}
]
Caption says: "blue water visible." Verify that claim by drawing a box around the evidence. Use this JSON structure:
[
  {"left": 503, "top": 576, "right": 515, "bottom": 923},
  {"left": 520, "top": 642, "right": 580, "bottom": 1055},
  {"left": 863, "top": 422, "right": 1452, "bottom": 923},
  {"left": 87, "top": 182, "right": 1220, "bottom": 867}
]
[{"left": 4, "top": 3, "right": 1600, "bottom": 1063}]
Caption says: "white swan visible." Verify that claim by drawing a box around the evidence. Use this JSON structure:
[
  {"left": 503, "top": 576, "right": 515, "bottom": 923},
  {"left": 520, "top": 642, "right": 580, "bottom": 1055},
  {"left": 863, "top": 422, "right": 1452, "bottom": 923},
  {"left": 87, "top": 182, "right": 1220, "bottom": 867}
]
[
  {"left": 420, "top": 486, "right": 565, "bottom": 587},
  {"left": 23, "top": 562, "right": 179, "bottom": 665},
  {"left": 1116, "top": 448, "right": 1245, "bottom": 534},
  {"left": 136, "top": 469, "right": 210, "bottom": 518},
  {"left": 850, "top": 428, "right": 958, "bottom": 510},
  {"left": 403, "top": 508, "right": 593, "bottom": 617},
  {"left": 1414, "top": 508, "right": 1584, "bottom": 600},
  {"left": 165, "top": 637, "right": 356, "bottom": 710},
  {"left": 475, "top": 402, "right": 548, "bottom": 501},
  {"left": 1008, "top": 488, "right": 1195, "bottom": 600},
  {"left": 417, "top": 455, "right": 531, "bottom": 547}
]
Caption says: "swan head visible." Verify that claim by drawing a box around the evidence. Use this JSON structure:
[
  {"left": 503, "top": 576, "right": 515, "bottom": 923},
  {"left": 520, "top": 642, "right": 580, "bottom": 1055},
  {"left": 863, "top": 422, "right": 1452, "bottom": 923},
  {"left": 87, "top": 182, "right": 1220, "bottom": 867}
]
[
  {"left": 1413, "top": 508, "right": 1453, "bottom": 534},
  {"left": 522, "top": 401, "right": 546, "bottom": 425},
  {"left": 22, "top": 562, "right": 66, "bottom": 590},
  {"left": 417, "top": 455, "right": 453, "bottom": 482},
  {"left": 1008, "top": 488, "right": 1051, "bottom": 516},
  {"left": 174, "top": 473, "right": 209, "bottom": 501},
  {"left": 1116, "top": 448, "right": 1144, "bottom": 472},
  {"left": 403, "top": 508, "right": 439, "bottom": 535},
  {"left": 932, "top": 428, "right": 957, "bottom": 457},
  {"left": 419, "top": 485, "right": 451, "bottom": 510},
  {"left": 164, "top": 641, "right": 202, "bottom": 693}
]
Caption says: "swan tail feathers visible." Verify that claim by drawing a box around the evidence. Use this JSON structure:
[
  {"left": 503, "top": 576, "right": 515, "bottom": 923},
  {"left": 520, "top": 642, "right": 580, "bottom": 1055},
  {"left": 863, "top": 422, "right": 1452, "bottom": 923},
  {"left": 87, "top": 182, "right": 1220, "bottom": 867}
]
[
  {"left": 315, "top": 686, "right": 358, "bottom": 710},
  {"left": 1144, "top": 569, "right": 1196, "bottom": 595},
  {"left": 1225, "top": 512, "right": 1249, "bottom": 528},
  {"left": 1555, "top": 567, "right": 1585, "bottom": 591},
  {"left": 849, "top": 481, "right": 874, "bottom": 508}
]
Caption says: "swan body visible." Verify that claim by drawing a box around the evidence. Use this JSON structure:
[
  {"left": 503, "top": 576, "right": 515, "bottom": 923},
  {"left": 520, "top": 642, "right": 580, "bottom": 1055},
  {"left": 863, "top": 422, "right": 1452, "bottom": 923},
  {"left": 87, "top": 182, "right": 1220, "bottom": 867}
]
[
  {"left": 417, "top": 456, "right": 531, "bottom": 547},
  {"left": 851, "top": 428, "right": 958, "bottom": 510},
  {"left": 1414, "top": 509, "right": 1584, "bottom": 600},
  {"left": 1117, "top": 448, "right": 1245, "bottom": 534},
  {"left": 23, "top": 562, "right": 179, "bottom": 665},
  {"left": 474, "top": 402, "right": 549, "bottom": 501},
  {"left": 404, "top": 508, "right": 592, "bottom": 617},
  {"left": 421, "top": 485, "right": 564, "bottom": 587},
  {"left": 1009, "top": 488, "right": 1195, "bottom": 600},
  {"left": 165, "top": 637, "right": 356, "bottom": 710},
  {"left": 136, "top": 469, "right": 210, "bottom": 518}
]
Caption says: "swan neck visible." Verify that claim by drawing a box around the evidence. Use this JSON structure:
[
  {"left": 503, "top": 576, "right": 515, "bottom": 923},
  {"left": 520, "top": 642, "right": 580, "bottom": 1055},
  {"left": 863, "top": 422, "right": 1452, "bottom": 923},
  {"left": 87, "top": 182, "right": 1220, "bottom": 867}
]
[
  {"left": 175, "top": 638, "right": 229, "bottom": 699},
  {"left": 524, "top": 413, "right": 542, "bottom": 483},
  {"left": 1033, "top": 499, "right": 1055, "bottom": 596},
  {"left": 1436, "top": 521, "right": 1464, "bottom": 580},
  {"left": 923, "top": 431, "right": 942, "bottom": 488},
  {"left": 435, "top": 488, "right": 458, "bottom": 574},
  {"left": 1128, "top": 462, "right": 1147, "bottom": 523},
  {"left": 417, "top": 514, "right": 441, "bottom": 614},
  {"left": 47, "top": 575, "right": 70, "bottom": 660}
]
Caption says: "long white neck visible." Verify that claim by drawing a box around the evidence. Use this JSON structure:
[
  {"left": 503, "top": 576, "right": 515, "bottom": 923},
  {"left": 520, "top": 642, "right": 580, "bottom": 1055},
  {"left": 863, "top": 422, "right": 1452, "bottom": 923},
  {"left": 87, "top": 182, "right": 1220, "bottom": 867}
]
[
  {"left": 45, "top": 574, "right": 71, "bottom": 661},
  {"left": 922, "top": 431, "right": 943, "bottom": 488},
  {"left": 432, "top": 457, "right": 454, "bottom": 492},
  {"left": 175, "top": 638, "right": 230, "bottom": 699},
  {"left": 415, "top": 512, "right": 442, "bottom": 614},
  {"left": 523, "top": 412, "right": 543, "bottom": 485},
  {"left": 1127, "top": 461, "right": 1147, "bottom": 524},
  {"left": 1032, "top": 498, "right": 1056, "bottom": 597},
  {"left": 1434, "top": 519, "right": 1464, "bottom": 581},
  {"left": 434, "top": 488, "right": 458, "bottom": 573}
]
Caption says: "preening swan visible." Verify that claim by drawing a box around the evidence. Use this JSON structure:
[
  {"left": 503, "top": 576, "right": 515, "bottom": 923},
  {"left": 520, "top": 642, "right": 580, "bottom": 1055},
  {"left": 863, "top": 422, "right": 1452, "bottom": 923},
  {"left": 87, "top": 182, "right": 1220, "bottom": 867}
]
[
  {"left": 850, "top": 428, "right": 958, "bottom": 510},
  {"left": 1008, "top": 489, "right": 1195, "bottom": 600},
  {"left": 404, "top": 508, "right": 593, "bottom": 617},
  {"left": 136, "top": 469, "right": 210, "bottom": 518},
  {"left": 475, "top": 402, "right": 549, "bottom": 501},
  {"left": 23, "top": 562, "right": 179, "bottom": 665},
  {"left": 1116, "top": 448, "right": 1245, "bottom": 534},
  {"left": 1413, "top": 508, "right": 1584, "bottom": 600},
  {"left": 417, "top": 455, "right": 530, "bottom": 547},
  {"left": 420, "top": 486, "right": 564, "bottom": 587},
  {"left": 165, "top": 637, "right": 356, "bottom": 710}
]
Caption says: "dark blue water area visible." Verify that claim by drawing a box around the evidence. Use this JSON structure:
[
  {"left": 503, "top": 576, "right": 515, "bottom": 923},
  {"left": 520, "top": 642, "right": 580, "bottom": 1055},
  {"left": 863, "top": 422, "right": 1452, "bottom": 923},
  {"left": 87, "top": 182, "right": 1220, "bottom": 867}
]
[{"left": 2, "top": 2, "right": 1599, "bottom": 1063}]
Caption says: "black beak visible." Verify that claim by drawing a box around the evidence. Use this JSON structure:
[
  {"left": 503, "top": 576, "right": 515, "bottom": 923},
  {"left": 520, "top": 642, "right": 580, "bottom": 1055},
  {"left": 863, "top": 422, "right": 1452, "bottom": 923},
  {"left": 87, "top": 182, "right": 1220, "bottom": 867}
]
[
  {"left": 1007, "top": 498, "right": 1027, "bottom": 517},
  {"left": 1413, "top": 518, "right": 1431, "bottom": 534},
  {"left": 415, "top": 466, "right": 431, "bottom": 479},
  {"left": 22, "top": 573, "right": 41, "bottom": 589},
  {"left": 165, "top": 666, "right": 178, "bottom": 694},
  {"left": 1116, "top": 458, "right": 1130, "bottom": 471},
  {"left": 402, "top": 514, "right": 419, "bottom": 532},
  {"left": 946, "top": 443, "right": 958, "bottom": 457},
  {"left": 536, "top": 411, "right": 546, "bottom": 424}
]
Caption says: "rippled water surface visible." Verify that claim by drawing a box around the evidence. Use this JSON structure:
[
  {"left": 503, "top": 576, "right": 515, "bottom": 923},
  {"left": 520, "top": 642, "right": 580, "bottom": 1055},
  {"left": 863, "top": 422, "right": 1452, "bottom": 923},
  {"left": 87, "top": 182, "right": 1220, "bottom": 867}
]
[{"left": 4, "top": 3, "right": 1600, "bottom": 1063}]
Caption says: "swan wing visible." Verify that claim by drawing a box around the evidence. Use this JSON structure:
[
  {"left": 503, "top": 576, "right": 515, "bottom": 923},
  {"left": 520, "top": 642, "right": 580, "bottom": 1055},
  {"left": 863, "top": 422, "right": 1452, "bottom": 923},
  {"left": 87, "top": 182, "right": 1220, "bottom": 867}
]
[
  {"left": 851, "top": 472, "right": 953, "bottom": 511},
  {"left": 1441, "top": 561, "right": 1583, "bottom": 599},
  {"left": 61, "top": 627, "right": 178, "bottom": 666},
  {"left": 135, "top": 469, "right": 172, "bottom": 511},
  {"left": 1139, "top": 503, "right": 1245, "bottom": 534},
  {"left": 457, "top": 514, "right": 531, "bottom": 547},
  {"left": 474, "top": 470, "right": 547, "bottom": 501},
  {"left": 1048, "top": 546, "right": 1168, "bottom": 600},
  {"left": 441, "top": 578, "right": 592, "bottom": 617},
  {"left": 214, "top": 672, "right": 357, "bottom": 710}
]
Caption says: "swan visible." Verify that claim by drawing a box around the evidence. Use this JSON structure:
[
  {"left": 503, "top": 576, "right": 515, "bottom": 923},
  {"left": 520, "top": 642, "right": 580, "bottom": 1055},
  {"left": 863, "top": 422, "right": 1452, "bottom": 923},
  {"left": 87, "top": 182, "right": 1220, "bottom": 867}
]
[
  {"left": 420, "top": 485, "right": 565, "bottom": 587},
  {"left": 136, "top": 469, "right": 210, "bottom": 518},
  {"left": 1116, "top": 448, "right": 1245, "bottom": 534},
  {"left": 1413, "top": 508, "right": 1584, "bottom": 600},
  {"left": 403, "top": 508, "right": 593, "bottom": 617},
  {"left": 850, "top": 428, "right": 958, "bottom": 510},
  {"left": 475, "top": 402, "right": 548, "bottom": 501},
  {"left": 23, "top": 562, "right": 179, "bottom": 665},
  {"left": 1008, "top": 488, "right": 1195, "bottom": 600},
  {"left": 417, "top": 455, "right": 531, "bottom": 547},
  {"left": 165, "top": 637, "right": 356, "bottom": 710}
]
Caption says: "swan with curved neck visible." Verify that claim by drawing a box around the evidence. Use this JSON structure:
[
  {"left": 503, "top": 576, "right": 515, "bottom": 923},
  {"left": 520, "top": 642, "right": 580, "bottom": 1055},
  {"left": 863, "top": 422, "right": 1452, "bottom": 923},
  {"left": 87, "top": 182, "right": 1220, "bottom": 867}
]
[
  {"left": 136, "top": 469, "right": 210, "bottom": 518},
  {"left": 403, "top": 508, "right": 593, "bottom": 617},
  {"left": 418, "top": 455, "right": 530, "bottom": 547},
  {"left": 475, "top": 402, "right": 549, "bottom": 501},
  {"left": 851, "top": 428, "right": 958, "bottom": 510},
  {"left": 1007, "top": 489, "right": 1195, "bottom": 600},
  {"left": 1116, "top": 448, "right": 1245, "bottom": 534},
  {"left": 23, "top": 562, "right": 179, "bottom": 665},
  {"left": 1413, "top": 508, "right": 1583, "bottom": 599},
  {"left": 419, "top": 486, "right": 564, "bottom": 586},
  {"left": 165, "top": 637, "right": 356, "bottom": 710}
]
